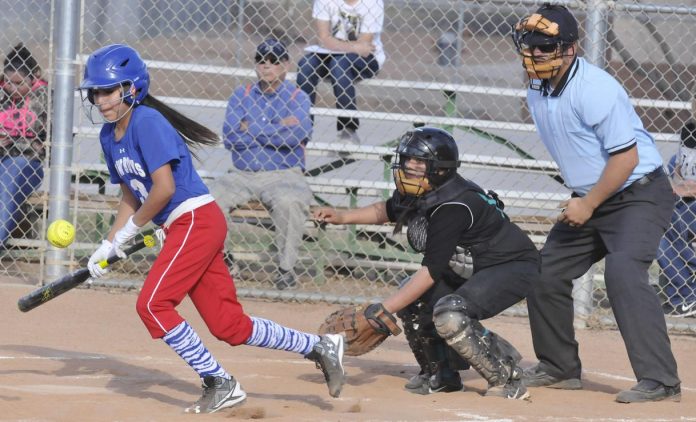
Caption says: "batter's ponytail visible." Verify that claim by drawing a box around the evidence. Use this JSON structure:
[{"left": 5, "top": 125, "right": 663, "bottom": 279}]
[{"left": 140, "top": 94, "right": 219, "bottom": 157}]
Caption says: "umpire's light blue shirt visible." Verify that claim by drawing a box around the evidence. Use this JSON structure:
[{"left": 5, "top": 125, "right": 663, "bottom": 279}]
[{"left": 527, "top": 57, "right": 663, "bottom": 196}]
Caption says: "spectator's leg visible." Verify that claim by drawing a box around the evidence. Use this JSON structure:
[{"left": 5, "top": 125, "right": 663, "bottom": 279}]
[
  {"left": 260, "top": 169, "right": 312, "bottom": 278},
  {"left": 329, "top": 54, "right": 361, "bottom": 132},
  {"left": 207, "top": 170, "right": 256, "bottom": 268},
  {"left": 297, "top": 53, "right": 329, "bottom": 125},
  {"left": 657, "top": 216, "right": 682, "bottom": 305},
  {"left": 658, "top": 204, "right": 696, "bottom": 307},
  {"left": 676, "top": 203, "right": 696, "bottom": 305},
  {"left": 0, "top": 156, "right": 43, "bottom": 246}
]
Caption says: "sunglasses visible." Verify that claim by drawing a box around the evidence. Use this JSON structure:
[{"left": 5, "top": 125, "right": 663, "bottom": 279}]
[
  {"left": 529, "top": 44, "right": 559, "bottom": 53},
  {"left": 254, "top": 54, "right": 282, "bottom": 65}
]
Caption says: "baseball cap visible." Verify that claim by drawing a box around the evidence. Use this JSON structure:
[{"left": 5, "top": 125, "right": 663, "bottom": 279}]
[
  {"left": 255, "top": 38, "right": 289, "bottom": 62},
  {"left": 521, "top": 3, "right": 579, "bottom": 46}
]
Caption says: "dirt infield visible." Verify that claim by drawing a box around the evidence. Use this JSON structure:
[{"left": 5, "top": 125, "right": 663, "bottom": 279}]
[{"left": 1, "top": 279, "right": 694, "bottom": 422}]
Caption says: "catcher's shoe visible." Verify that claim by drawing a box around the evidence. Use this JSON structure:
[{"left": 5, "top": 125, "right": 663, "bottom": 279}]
[
  {"left": 405, "top": 373, "right": 429, "bottom": 390},
  {"left": 185, "top": 375, "right": 246, "bottom": 414},
  {"left": 306, "top": 334, "right": 346, "bottom": 398},
  {"left": 405, "top": 370, "right": 464, "bottom": 395},
  {"left": 485, "top": 366, "right": 530, "bottom": 400}
]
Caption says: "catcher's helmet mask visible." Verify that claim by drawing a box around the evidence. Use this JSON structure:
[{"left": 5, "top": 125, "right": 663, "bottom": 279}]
[
  {"left": 78, "top": 44, "right": 150, "bottom": 123},
  {"left": 512, "top": 3, "right": 579, "bottom": 80},
  {"left": 392, "top": 127, "right": 460, "bottom": 198}
]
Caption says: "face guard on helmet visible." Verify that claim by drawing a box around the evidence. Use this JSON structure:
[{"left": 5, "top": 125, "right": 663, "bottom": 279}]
[
  {"left": 78, "top": 44, "right": 150, "bottom": 124},
  {"left": 512, "top": 4, "right": 578, "bottom": 80},
  {"left": 392, "top": 127, "right": 460, "bottom": 197}
]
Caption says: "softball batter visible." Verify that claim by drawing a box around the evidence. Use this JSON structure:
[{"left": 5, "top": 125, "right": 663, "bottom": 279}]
[{"left": 79, "top": 44, "right": 344, "bottom": 414}]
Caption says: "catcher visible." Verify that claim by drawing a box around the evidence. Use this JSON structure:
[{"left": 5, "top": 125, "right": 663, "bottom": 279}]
[{"left": 314, "top": 127, "right": 539, "bottom": 399}]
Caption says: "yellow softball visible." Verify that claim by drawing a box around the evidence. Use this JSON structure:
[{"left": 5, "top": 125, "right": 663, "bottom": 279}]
[{"left": 47, "top": 219, "right": 75, "bottom": 248}]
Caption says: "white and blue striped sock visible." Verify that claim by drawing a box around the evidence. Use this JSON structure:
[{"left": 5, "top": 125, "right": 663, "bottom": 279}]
[
  {"left": 246, "top": 317, "right": 320, "bottom": 355},
  {"left": 163, "top": 321, "right": 230, "bottom": 380}
]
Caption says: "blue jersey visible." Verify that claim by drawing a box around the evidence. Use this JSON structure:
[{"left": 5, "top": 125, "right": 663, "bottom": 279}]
[
  {"left": 100, "top": 105, "right": 209, "bottom": 226},
  {"left": 527, "top": 57, "right": 663, "bottom": 196}
]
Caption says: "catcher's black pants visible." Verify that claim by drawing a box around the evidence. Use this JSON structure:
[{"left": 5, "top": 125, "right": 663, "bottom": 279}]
[
  {"left": 528, "top": 170, "right": 680, "bottom": 387},
  {"left": 420, "top": 259, "right": 537, "bottom": 324}
]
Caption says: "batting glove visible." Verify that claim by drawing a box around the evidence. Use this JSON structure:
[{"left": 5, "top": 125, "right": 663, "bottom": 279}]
[
  {"left": 111, "top": 215, "right": 142, "bottom": 259},
  {"left": 88, "top": 239, "right": 115, "bottom": 278}
]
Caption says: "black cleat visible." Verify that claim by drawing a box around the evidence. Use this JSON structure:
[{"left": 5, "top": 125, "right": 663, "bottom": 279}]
[
  {"left": 522, "top": 364, "right": 582, "bottom": 389},
  {"left": 616, "top": 379, "right": 681, "bottom": 403}
]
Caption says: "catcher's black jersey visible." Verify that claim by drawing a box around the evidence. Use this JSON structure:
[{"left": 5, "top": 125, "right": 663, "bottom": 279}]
[{"left": 386, "top": 176, "right": 539, "bottom": 285}]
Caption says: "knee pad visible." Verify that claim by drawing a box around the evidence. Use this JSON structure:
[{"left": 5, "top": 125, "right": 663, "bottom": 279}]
[
  {"left": 434, "top": 294, "right": 468, "bottom": 315},
  {"left": 433, "top": 294, "right": 469, "bottom": 340}
]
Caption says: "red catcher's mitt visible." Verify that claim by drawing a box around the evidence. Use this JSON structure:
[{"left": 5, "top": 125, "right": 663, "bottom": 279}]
[{"left": 318, "top": 303, "right": 402, "bottom": 356}]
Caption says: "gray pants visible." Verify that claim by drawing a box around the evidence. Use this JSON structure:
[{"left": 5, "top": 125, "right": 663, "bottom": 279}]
[
  {"left": 528, "top": 171, "right": 680, "bottom": 387},
  {"left": 208, "top": 167, "right": 312, "bottom": 272}
]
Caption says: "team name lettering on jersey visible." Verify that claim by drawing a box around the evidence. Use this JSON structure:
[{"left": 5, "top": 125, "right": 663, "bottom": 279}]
[{"left": 114, "top": 156, "right": 146, "bottom": 178}]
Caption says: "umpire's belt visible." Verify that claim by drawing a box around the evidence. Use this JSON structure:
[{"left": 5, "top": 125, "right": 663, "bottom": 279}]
[
  {"left": 572, "top": 167, "right": 664, "bottom": 198},
  {"left": 631, "top": 166, "right": 664, "bottom": 187}
]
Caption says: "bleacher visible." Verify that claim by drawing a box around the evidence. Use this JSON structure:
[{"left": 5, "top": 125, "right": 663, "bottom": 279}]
[{"left": 12, "top": 58, "right": 685, "bottom": 281}]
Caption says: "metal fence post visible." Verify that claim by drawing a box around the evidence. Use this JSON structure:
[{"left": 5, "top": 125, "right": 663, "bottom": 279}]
[
  {"left": 584, "top": 0, "right": 609, "bottom": 68},
  {"left": 45, "top": 0, "right": 80, "bottom": 283}
]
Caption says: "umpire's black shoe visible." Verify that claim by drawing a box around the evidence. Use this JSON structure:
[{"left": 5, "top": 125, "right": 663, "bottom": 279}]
[
  {"left": 522, "top": 364, "right": 582, "bottom": 389},
  {"left": 616, "top": 379, "right": 681, "bottom": 403}
]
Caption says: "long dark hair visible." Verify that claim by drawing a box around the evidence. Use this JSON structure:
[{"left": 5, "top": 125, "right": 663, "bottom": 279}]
[
  {"left": 4, "top": 43, "right": 40, "bottom": 77},
  {"left": 140, "top": 94, "right": 219, "bottom": 158}
]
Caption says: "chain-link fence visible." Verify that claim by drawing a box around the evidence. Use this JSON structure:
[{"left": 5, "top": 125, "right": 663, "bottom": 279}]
[{"left": 1, "top": 0, "right": 695, "bottom": 332}]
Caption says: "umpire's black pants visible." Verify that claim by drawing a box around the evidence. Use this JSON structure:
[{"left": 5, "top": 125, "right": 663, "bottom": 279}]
[{"left": 528, "top": 170, "right": 680, "bottom": 387}]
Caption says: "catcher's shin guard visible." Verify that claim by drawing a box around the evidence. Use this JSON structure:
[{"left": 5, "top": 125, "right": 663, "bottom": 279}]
[
  {"left": 433, "top": 294, "right": 521, "bottom": 387},
  {"left": 419, "top": 336, "right": 464, "bottom": 393},
  {"left": 397, "top": 303, "right": 430, "bottom": 377},
  {"left": 398, "top": 300, "right": 465, "bottom": 394}
]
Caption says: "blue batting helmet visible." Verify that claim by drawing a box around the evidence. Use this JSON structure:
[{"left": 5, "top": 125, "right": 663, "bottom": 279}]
[{"left": 80, "top": 44, "right": 149, "bottom": 104}]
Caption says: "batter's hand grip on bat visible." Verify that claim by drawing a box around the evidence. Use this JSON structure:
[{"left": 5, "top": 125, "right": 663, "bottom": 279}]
[
  {"left": 98, "top": 234, "right": 156, "bottom": 268},
  {"left": 17, "top": 235, "right": 156, "bottom": 313}
]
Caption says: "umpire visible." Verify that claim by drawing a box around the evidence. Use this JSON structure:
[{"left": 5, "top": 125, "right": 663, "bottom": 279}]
[{"left": 512, "top": 3, "right": 680, "bottom": 403}]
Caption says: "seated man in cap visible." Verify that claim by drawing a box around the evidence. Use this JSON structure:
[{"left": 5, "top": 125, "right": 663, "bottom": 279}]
[{"left": 209, "top": 38, "right": 313, "bottom": 290}]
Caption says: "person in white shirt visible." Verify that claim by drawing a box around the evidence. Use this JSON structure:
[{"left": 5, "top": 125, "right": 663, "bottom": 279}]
[{"left": 297, "top": 0, "right": 385, "bottom": 144}]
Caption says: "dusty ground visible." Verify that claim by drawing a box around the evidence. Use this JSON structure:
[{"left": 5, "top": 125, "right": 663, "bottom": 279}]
[{"left": 1, "top": 278, "right": 694, "bottom": 422}]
